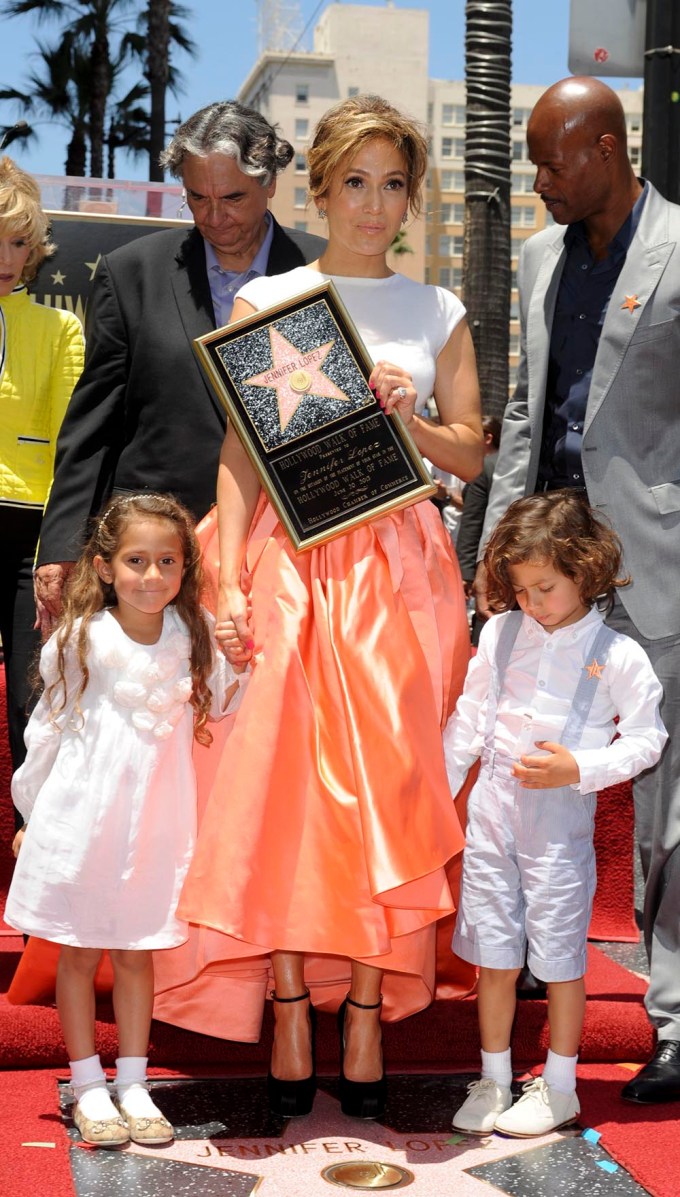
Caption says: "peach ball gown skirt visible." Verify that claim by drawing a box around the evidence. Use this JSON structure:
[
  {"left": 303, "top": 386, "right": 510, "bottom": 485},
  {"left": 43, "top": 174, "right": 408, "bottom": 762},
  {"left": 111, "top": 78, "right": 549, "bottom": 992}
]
[{"left": 153, "top": 494, "right": 476, "bottom": 1040}]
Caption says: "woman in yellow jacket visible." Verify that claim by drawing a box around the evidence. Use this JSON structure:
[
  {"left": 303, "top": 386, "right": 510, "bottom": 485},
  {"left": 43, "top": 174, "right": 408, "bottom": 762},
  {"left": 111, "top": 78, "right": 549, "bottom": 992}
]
[{"left": 0, "top": 156, "right": 84, "bottom": 817}]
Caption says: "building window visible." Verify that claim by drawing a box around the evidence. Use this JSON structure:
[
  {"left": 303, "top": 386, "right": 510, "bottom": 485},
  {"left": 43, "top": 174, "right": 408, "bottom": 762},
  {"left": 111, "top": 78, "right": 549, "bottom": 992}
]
[
  {"left": 295, "top": 83, "right": 309, "bottom": 103},
  {"left": 452, "top": 265, "right": 463, "bottom": 289},
  {"left": 439, "top": 267, "right": 452, "bottom": 288},
  {"left": 509, "top": 332, "right": 520, "bottom": 355},
  {"left": 512, "top": 139, "right": 527, "bottom": 162},
  {"left": 441, "top": 137, "right": 465, "bottom": 160},
  {"left": 348, "top": 85, "right": 359, "bottom": 97},
  {"left": 628, "top": 115, "right": 641, "bottom": 133},
  {"left": 424, "top": 266, "right": 431, "bottom": 284},
  {"left": 439, "top": 202, "right": 465, "bottom": 224},
  {"left": 438, "top": 234, "right": 464, "bottom": 257},
  {"left": 630, "top": 145, "right": 641, "bottom": 167},
  {"left": 441, "top": 169, "right": 465, "bottom": 192},
  {"left": 511, "top": 204, "right": 536, "bottom": 228},
  {"left": 512, "top": 107, "right": 529, "bottom": 127},
  {"left": 513, "top": 172, "right": 535, "bottom": 195},
  {"left": 510, "top": 298, "right": 519, "bottom": 319},
  {"left": 442, "top": 103, "right": 464, "bottom": 126},
  {"left": 295, "top": 153, "right": 306, "bottom": 172},
  {"left": 295, "top": 118, "right": 309, "bottom": 140},
  {"left": 294, "top": 220, "right": 308, "bottom": 231},
  {"left": 294, "top": 187, "right": 307, "bottom": 208},
  {"left": 425, "top": 235, "right": 432, "bottom": 256}
]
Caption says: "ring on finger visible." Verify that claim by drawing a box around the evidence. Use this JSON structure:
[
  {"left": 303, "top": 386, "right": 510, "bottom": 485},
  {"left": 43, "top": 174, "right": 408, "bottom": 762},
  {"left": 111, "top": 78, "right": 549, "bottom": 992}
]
[{"left": 394, "top": 386, "right": 408, "bottom": 399}]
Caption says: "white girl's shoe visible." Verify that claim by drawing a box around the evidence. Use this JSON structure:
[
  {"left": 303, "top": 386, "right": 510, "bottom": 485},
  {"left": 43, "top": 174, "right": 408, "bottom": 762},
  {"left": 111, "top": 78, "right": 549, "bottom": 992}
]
[
  {"left": 73, "top": 1100, "right": 129, "bottom": 1148},
  {"left": 452, "top": 1078, "right": 513, "bottom": 1134},
  {"left": 493, "top": 1076, "right": 579, "bottom": 1137}
]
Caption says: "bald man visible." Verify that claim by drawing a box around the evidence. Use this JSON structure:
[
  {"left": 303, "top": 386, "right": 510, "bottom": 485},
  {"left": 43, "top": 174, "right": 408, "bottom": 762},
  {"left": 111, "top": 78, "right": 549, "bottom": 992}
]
[{"left": 476, "top": 77, "right": 680, "bottom": 1106}]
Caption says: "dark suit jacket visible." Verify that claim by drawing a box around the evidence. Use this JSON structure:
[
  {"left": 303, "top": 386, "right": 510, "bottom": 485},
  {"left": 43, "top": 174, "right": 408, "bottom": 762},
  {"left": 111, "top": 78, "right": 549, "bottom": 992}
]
[
  {"left": 455, "top": 452, "right": 498, "bottom": 583},
  {"left": 37, "top": 219, "right": 325, "bottom": 563}
]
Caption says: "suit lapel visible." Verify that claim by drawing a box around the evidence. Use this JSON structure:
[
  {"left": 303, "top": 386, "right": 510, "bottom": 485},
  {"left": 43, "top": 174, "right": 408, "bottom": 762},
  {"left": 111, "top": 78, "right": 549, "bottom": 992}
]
[
  {"left": 526, "top": 231, "right": 566, "bottom": 427},
  {"left": 168, "top": 227, "right": 227, "bottom": 421},
  {"left": 586, "top": 189, "right": 673, "bottom": 429}
]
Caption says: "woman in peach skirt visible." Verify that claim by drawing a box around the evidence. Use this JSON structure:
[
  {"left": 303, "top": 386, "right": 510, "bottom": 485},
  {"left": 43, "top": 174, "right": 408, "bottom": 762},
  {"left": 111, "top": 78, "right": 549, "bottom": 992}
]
[{"left": 154, "top": 95, "right": 483, "bottom": 1119}]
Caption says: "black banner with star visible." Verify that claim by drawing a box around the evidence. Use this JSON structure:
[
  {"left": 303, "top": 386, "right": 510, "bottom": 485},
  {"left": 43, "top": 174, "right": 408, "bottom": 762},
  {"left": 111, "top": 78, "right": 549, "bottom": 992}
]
[{"left": 30, "top": 211, "right": 187, "bottom": 326}]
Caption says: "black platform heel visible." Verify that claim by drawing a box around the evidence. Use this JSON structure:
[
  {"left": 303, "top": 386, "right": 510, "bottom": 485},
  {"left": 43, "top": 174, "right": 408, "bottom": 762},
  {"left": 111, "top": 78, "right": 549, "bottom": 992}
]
[
  {"left": 267, "top": 989, "right": 317, "bottom": 1117},
  {"left": 337, "top": 994, "right": 387, "bottom": 1119}
]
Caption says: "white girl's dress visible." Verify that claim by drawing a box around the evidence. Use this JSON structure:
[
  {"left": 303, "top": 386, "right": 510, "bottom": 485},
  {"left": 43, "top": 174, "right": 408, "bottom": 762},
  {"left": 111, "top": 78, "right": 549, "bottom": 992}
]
[
  {"left": 5, "top": 607, "right": 242, "bottom": 950},
  {"left": 444, "top": 608, "right": 667, "bottom": 982}
]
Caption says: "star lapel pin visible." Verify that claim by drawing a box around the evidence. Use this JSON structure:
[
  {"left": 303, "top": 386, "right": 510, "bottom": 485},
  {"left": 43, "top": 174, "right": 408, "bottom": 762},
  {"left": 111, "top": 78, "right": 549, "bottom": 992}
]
[
  {"left": 585, "top": 659, "right": 605, "bottom": 680},
  {"left": 621, "top": 294, "right": 641, "bottom": 314}
]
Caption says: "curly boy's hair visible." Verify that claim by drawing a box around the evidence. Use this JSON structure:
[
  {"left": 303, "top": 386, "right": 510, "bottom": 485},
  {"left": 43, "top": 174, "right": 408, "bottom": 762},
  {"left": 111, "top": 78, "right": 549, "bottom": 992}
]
[
  {"left": 50, "top": 492, "right": 216, "bottom": 745},
  {"left": 484, "top": 490, "right": 630, "bottom": 612}
]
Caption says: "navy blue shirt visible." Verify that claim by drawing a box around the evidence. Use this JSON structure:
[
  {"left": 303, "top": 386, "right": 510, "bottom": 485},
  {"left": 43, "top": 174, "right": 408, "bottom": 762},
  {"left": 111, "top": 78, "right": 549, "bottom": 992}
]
[{"left": 537, "top": 183, "right": 648, "bottom": 490}]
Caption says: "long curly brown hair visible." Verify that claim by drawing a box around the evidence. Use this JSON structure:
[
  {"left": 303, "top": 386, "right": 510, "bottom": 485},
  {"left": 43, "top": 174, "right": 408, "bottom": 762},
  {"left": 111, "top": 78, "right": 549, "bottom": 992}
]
[
  {"left": 49, "top": 492, "right": 216, "bottom": 745},
  {"left": 485, "top": 489, "right": 630, "bottom": 612}
]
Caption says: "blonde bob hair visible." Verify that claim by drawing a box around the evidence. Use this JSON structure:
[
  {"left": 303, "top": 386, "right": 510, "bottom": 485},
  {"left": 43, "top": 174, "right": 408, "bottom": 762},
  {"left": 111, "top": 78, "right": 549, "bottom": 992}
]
[
  {"left": 0, "top": 155, "right": 55, "bottom": 283},
  {"left": 307, "top": 94, "right": 428, "bottom": 219}
]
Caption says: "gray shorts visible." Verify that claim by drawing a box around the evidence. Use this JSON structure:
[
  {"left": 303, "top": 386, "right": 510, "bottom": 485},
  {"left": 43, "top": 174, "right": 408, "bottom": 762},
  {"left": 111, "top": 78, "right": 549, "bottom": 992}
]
[{"left": 453, "top": 755, "right": 597, "bottom": 982}]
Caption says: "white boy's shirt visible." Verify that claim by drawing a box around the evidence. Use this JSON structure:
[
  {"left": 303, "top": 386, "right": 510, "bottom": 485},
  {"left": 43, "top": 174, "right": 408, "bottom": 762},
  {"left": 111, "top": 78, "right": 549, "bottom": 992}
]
[{"left": 443, "top": 607, "right": 667, "bottom": 797}]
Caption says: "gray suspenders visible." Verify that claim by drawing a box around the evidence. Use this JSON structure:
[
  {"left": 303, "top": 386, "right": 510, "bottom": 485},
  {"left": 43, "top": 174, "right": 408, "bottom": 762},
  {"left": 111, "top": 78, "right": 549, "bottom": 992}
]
[{"left": 484, "top": 611, "right": 617, "bottom": 755}]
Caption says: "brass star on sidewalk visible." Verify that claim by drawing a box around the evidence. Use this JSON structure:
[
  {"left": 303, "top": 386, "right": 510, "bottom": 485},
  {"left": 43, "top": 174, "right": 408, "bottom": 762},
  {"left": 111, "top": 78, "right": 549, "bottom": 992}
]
[
  {"left": 244, "top": 326, "right": 348, "bottom": 432},
  {"left": 585, "top": 659, "right": 605, "bottom": 679},
  {"left": 621, "top": 294, "right": 641, "bottom": 314}
]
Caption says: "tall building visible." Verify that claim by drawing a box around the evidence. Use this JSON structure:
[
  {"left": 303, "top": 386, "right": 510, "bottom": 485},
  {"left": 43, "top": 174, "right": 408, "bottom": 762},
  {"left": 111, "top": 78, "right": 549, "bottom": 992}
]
[{"left": 240, "top": 2, "right": 644, "bottom": 391}]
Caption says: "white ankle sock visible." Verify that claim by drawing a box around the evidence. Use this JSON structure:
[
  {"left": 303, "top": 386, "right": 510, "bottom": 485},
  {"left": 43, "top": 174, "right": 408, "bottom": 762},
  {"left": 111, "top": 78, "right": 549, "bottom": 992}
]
[
  {"left": 542, "top": 1049, "right": 578, "bottom": 1094},
  {"left": 115, "top": 1056, "right": 162, "bottom": 1117},
  {"left": 70, "top": 1054, "right": 117, "bottom": 1120},
  {"left": 481, "top": 1048, "right": 512, "bottom": 1088}
]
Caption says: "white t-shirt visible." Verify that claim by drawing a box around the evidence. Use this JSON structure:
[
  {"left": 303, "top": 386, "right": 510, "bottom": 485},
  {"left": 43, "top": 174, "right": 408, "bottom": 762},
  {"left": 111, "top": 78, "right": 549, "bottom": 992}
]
[
  {"left": 237, "top": 267, "right": 466, "bottom": 415},
  {"left": 443, "top": 607, "right": 667, "bottom": 797}
]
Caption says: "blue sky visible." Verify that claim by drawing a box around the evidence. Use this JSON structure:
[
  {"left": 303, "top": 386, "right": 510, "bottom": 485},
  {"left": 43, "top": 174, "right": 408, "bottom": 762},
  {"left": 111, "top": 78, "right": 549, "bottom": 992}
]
[{"left": 0, "top": 0, "right": 642, "bottom": 179}]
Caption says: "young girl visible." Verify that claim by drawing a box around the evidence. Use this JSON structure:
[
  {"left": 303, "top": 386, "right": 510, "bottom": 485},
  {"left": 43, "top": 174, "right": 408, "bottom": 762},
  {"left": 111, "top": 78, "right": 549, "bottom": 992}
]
[
  {"left": 445, "top": 490, "right": 666, "bottom": 1138},
  {"left": 6, "top": 492, "right": 246, "bottom": 1148}
]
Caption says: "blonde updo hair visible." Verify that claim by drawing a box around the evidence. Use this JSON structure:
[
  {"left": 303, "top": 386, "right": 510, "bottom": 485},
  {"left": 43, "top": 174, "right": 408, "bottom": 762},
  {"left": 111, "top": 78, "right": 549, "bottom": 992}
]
[
  {"left": 0, "top": 155, "right": 55, "bottom": 283},
  {"left": 307, "top": 95, "right": 428, "bottom": 219}
]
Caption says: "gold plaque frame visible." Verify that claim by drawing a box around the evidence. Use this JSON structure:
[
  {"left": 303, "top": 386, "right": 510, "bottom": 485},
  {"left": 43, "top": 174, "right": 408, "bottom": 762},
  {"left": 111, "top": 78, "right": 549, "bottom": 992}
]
[{"left": 194, "top": 280, "right": 436, "bottom": 552}]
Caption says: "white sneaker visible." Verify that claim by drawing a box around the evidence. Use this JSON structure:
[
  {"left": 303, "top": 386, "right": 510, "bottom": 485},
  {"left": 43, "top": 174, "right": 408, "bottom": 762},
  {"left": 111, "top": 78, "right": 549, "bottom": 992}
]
[
  {"left": 452, "top": 1078, "right": 513, "bottom": 1135},
  {"left": 493, "top": 1077, "right": 579, "bottom": 1137}
]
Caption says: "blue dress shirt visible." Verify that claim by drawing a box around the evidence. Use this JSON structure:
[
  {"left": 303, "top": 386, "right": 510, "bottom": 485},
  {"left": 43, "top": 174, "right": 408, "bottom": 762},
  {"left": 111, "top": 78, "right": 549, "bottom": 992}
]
[
  {"left": 536, "top": 183, "right": 648, "bottom": 490},
  {"left": 204, "top": 211, "right": 275, "bottom": 329}
]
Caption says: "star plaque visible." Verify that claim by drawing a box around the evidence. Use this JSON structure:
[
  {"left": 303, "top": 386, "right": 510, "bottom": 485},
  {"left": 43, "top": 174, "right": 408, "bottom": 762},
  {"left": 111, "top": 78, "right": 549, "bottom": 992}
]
[{"left": 194, "top": 281, "right": 436, "bottom": 552}]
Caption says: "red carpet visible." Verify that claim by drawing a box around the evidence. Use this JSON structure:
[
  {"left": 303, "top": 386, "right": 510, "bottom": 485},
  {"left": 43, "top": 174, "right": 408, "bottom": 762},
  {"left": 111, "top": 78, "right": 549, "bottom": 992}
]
[
  {"left": 578, "top": 1063, "right": 680, "bottom": 1197},
  {"left": 0, "top": 942, "right": 652, "bottom": 1073}
]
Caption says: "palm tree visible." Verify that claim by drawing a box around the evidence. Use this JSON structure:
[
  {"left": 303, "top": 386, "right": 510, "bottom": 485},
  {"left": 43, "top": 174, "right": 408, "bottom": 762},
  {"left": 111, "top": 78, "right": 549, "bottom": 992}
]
[
  {"left": 140, "top": 1, "right": 195, "bottom": 180},
  {"left": 1, "top": 0, "right": 194, "bottom": 180},
  {"left": 0, "top": 32, "right": 90, "bottom": 175},
  {"left": 463, "top": 0, "right": 512, "bottom": 418},
  {"left": 1, "top": 0, "right": 138, "bottom": 177}
]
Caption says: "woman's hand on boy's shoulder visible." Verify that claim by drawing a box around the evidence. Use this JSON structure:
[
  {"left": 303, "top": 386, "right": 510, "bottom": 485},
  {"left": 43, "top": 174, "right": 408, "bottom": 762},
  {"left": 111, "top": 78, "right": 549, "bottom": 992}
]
[{"left": 512, "top": 741, "right": 581, "bottom": 789}]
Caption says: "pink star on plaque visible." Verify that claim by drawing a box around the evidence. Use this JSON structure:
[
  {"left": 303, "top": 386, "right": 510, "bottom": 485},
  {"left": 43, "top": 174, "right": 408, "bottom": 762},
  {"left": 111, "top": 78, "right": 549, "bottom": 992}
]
[{"left": 244, "top": 327, "right": 348, "bottom": 432}]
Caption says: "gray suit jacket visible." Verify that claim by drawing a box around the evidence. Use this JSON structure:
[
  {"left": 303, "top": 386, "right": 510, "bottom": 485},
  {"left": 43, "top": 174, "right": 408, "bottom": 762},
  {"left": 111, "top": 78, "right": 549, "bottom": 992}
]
[{"left": 482, "top": 182, "right": 680, "bottom": 640}]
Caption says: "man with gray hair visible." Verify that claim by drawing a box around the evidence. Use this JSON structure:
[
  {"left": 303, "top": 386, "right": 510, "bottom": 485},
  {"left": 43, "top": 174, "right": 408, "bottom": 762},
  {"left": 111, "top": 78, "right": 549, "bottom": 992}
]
[{"left": 35, "top": 101, "right": 324, "bottom": 622}]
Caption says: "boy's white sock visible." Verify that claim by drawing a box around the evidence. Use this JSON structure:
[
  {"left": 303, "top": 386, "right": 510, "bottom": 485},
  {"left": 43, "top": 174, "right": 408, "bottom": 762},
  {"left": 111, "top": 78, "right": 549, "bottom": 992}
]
[
  {"left": 542, "top": 1049, "right": 578, "bottom": 1094},
  {"left": 481, "top": 1047, "right": 513, "bottom": 1088},
  {"left": 70, "top": 1053, "right": 118, "bottom": 1119}
]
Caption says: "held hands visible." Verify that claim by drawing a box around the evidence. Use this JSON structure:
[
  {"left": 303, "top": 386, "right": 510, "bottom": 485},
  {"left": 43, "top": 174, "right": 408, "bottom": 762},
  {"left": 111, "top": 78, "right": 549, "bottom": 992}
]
[
  {"left": 512, "top": 742, "right": 581, "bottom": 789},
  {"left": 369, "top": 361, "right": 417, "bottom": 424},
  {"left": 215, "top": 586, "right": 254, "bottom": 667}
]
